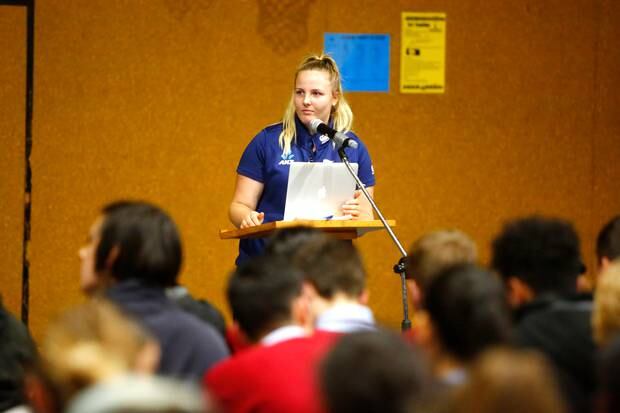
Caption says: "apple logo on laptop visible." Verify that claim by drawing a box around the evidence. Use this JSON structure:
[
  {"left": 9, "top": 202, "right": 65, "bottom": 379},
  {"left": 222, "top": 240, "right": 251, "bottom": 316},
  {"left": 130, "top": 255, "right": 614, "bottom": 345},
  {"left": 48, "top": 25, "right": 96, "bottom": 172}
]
[{"left": 317, "top": 186, "right": 327, "bottom": 200}]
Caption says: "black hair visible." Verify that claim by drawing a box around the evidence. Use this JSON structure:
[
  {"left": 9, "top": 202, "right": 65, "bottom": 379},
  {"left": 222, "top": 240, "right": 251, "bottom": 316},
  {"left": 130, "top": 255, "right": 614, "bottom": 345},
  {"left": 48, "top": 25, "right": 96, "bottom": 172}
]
[
  {"left": 596, "top": 215, "right": 620, "bottom": 263},
  {"left": 0, "top": 301, "right": 38, "bottom": 411},
  {"left": 320, "top": 329, "right": 430, "bottom": 413},
  {"left": 95, "top": 201, "right": 182, "bottom": 287},
  {"left": 227, "top": 255, "right": 303, "bottom": 342},
  {"left": 491, "top": 216, "right": 583, "bottom": 294},
  {"left": 264, "top": 227, "right": 326, "bottom": 257},
  {"left": 424, "top": 264, "right": 512, "bottom": 361},
  {"left": 293, "top": 237, "right": 366, "bottom": 299}
]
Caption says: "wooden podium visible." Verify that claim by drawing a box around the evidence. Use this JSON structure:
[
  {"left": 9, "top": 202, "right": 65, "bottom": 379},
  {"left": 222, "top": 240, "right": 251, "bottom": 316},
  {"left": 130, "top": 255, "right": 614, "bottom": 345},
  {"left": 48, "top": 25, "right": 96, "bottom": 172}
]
[{"left": 220, "top": 219, "right": 396, "bottom": 240}]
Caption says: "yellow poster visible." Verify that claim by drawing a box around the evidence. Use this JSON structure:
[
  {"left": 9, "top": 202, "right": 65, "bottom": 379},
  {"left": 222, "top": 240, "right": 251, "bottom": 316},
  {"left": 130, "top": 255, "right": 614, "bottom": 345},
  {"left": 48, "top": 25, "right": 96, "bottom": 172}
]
[{"left": 400, "top": 12, "right": 446, "bottom": 94}]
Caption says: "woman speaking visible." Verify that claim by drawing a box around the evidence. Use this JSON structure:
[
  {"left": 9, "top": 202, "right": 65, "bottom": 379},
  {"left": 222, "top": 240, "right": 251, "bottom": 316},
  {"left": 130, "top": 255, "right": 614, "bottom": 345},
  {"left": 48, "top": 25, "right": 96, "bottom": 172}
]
[{"left": 229, "top": 54, "right": 376, "bottom": 265}]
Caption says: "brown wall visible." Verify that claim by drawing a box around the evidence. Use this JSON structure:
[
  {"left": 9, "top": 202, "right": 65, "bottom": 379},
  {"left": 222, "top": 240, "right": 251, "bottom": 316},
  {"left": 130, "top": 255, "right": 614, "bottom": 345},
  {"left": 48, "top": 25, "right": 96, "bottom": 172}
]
[
  {"left": 1, "top": 0, "right": 619, "bottom": 340},
  {"left": 0, "top": 5, "right": 26, "bottom": 320}
]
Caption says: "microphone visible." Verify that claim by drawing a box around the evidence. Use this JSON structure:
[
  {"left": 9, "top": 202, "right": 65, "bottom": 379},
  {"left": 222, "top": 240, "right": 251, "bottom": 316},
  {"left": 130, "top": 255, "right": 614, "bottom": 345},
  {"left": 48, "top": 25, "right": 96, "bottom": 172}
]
[{"left": 309, "top": 119, "right": 358, "bottom": 149}]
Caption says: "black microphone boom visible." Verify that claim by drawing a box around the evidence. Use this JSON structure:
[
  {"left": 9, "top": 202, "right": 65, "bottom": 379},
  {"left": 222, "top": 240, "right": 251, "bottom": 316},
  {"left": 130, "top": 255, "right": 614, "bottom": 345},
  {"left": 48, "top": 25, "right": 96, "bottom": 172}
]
[{"left": 309, "top": 119, "right": 358, "bottom": 149}]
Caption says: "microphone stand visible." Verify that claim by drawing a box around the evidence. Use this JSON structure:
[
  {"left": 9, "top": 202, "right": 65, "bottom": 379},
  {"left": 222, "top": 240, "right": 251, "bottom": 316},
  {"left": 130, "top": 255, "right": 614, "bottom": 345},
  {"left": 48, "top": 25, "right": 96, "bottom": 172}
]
[{"left": 337, "top": 143, "right": 411, "bottom": 332}]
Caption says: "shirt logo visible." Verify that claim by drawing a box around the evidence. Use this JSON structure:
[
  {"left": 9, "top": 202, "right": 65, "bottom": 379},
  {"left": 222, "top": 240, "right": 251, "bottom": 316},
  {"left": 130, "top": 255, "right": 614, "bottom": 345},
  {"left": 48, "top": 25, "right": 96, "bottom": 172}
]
[
  {"left": 278, "top": 152, "right": 295, "bottom": 166},
  {"left": 319, "top": 134, "right": 330, "bottom": 144}
]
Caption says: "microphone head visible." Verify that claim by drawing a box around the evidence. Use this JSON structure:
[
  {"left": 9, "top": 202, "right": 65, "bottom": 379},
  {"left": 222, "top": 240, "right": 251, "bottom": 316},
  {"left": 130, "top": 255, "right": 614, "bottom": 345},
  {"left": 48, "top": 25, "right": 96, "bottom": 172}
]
[{"left": 309, "top": 118, "right": 323, "bottom": 135}]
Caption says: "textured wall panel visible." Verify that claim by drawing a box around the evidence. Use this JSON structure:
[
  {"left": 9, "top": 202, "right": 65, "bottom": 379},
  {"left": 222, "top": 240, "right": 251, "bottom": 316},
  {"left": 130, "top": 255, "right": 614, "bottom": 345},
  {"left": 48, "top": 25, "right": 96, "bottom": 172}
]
[
  {"left": 0, "top": 6, "right": 26, "bottom": 320},
  {"left": 16, "top": 0, "right": 620, "bottom": 339},
  {"left": 591, "top": 0, "right": 620, "bottom": 274}
]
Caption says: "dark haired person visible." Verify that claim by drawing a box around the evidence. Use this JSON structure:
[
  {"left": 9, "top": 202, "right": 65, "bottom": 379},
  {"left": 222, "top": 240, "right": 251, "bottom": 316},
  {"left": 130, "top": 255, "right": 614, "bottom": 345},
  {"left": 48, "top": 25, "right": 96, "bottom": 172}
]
[
  {"left": 320, "top": 330, "right": 431, "bottom": 413},
  {"left": 205, "top": 255, "right": 338, "bottom": 413},
  {"left": 491, "top": 216, "right": 595, "bottom": 413},
  {"left": 78, "top": 201, "right": 228, "bottom": 380},
  {"left": 226, "top": 255, "right": 309, "bottom": 345},
  {"left": 596, "top": 215, "right": 620, "bottom": 274},
  {"left": 421, "top": 264, "right": 512, "bottom": 386},
  {"left": 405, "top": 230, "right": 478, "bottom": 345},
  {"left": 292, "top": 234, "right": 375, "bottom": 333},
  {"left": 0, "top": 299, "right": 37, "bottom": 412}
]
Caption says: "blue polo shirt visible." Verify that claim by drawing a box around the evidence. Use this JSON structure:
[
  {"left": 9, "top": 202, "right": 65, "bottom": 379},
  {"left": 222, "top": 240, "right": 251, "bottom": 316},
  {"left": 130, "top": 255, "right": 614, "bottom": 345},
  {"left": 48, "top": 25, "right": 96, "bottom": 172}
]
[{"left": 235, "top": 117, "right": 375, "bottom": 265}]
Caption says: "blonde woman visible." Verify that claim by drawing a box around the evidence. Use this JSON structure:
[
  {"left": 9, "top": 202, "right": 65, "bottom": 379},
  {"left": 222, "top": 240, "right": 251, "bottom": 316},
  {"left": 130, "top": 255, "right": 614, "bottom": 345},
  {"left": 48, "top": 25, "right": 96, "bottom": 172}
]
[{"left": 229, "top": 54, "right": 375, "bottom": 265}]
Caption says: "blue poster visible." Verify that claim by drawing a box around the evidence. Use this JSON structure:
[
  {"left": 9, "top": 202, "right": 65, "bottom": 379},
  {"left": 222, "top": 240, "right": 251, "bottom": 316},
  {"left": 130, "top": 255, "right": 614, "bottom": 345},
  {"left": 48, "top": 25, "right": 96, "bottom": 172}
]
[{"left": 324, "top": 33, "right": 390, "bottom": 92}]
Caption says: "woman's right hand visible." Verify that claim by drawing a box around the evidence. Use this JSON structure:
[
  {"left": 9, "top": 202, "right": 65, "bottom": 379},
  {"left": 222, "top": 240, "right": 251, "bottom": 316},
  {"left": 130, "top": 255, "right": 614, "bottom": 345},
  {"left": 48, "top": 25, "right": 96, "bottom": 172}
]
[{"left": 240, "top": 211, "right": 265, "bottom": 228}]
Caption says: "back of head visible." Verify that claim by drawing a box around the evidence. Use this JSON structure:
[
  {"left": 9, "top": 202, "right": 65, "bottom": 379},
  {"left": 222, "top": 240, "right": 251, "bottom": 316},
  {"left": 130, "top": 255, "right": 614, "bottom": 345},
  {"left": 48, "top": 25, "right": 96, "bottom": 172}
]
[
  {"left": 0, "top": 300, "right": 37, "bottom": 411},
  {"left": 96, "top": 201, "right": 182, "bottom": 287},
  {"left": 424, "top": 264, "right": 512, "bottom": 361},
  {"left": 41, "top": 299, "right": 157, "bottom": 408},
  {"left": 227, "top": 255, "right": 303, "bottom": 342},
  {"left": 593, "top": 262, "right": 620, "bottom": 346},
  {"left": 320, "top": 330, "right": 430, "bottom": 413},
  {"left": 451, "top": 348, "right": 566, "bottom": 413},
  {"left": 293, "top": 237, "right": 366, "bottom": 300},
  {"left": 264, "top": 227, "right": 326, "bottom": 257},
  {"left": 407, "top": 229, "right": 478, "bottom": 292},
  {"left": 597, "top": 215, "right": 620, "bottom": 263},
  {"left": 491, "top": 216, "right": 583, "bottom": 295}
]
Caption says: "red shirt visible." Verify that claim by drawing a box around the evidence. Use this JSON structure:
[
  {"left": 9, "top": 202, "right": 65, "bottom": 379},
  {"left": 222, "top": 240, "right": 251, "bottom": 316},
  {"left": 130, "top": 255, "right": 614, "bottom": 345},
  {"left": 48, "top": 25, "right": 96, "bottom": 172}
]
[{"left": 204, "top": 331, "right": 340, "bottom": 413}]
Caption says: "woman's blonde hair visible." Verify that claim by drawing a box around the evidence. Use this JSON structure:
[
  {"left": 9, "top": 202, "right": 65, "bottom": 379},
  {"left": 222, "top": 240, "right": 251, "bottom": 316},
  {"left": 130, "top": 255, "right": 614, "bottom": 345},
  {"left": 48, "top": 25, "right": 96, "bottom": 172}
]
[
  {"left": 593, "top": 262, "right": 620, "bottom": 346},
  {"left": 279, "top": 54, "right": 353, "bottom": 155}
]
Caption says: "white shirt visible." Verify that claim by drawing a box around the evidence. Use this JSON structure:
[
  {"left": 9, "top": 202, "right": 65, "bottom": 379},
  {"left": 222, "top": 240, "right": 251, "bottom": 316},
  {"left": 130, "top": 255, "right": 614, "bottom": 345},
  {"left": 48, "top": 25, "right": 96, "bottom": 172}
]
[
  {"left": 316, "top": 303, "right": 376, "bottom": 333},
  {"left": 260, "top": 325, "right": 307, "bottom": 346}
]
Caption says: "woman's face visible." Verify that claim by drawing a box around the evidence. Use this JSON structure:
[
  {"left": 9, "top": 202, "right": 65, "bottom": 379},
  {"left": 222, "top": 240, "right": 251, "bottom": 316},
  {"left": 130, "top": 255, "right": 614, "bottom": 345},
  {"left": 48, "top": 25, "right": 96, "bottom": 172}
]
[{"left": 294, "top": 69, "right": 338, "bottom": 127}]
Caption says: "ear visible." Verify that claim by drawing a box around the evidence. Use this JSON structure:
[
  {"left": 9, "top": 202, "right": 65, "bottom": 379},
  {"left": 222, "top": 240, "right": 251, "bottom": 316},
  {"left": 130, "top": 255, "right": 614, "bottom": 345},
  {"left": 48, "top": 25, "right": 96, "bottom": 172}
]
[
  {"left": 600, "top": 256, "right": 612, "bottom": 276},
  {"left": 507, "top": 277, "right": 534, "bottom": 307},
  {"left": 406, "top": 280, "right": 422, "bottom": 309},
  {"left": 358, "top": 289, "right": 370, "bottom": 305},
  {"left": 576, "top": 275, "right": 593, "bottom": 293},
  {"left": 302, "top": 281, "right": 318, "bottom": 299},
  {"left": 24, "top": 371, "right": 58, "bottom": 413},
  {"left": 331, "top": 90, "right": 339, "bottom": 108},
  {"left": 105, "top": 245, "right": 120, "bottom": 270}
]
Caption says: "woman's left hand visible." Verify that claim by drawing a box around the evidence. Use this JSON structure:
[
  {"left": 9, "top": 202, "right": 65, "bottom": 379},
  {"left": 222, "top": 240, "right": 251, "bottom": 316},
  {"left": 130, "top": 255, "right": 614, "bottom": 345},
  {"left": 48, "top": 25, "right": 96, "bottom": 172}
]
[{"left": 341, "top": 190, "right": 362, "bottom": 219}]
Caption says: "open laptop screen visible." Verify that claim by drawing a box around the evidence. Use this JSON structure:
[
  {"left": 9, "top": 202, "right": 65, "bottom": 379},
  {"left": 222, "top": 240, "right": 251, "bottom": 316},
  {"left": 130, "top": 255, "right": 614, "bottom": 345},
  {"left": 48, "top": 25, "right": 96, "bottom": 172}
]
[{"left": 283, "top": 162, "right": 358, "bottom": 221}]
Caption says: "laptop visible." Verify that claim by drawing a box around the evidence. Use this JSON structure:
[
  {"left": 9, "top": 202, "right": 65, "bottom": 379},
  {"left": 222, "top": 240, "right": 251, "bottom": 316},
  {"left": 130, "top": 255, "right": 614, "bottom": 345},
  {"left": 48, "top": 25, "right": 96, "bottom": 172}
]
[{"left": 283, "top": 162, "right": 358, "bottom": 221}]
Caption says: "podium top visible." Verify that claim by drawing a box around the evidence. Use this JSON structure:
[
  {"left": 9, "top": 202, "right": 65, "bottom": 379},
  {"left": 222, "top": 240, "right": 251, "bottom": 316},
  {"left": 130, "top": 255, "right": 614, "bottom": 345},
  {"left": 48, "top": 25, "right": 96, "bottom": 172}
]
[{"left": 220, "top": 220, "right": 396, "bottom": 240}]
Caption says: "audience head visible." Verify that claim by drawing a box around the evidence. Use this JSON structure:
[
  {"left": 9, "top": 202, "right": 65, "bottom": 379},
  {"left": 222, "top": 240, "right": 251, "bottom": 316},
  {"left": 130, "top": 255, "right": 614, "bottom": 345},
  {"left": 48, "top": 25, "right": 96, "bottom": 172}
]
[
  {"left": 406, "top": 229, "right": 478, "bottom": 307},
  {"left": 450, "top": 348, "right": 566, "bottom": 413},
  {"left": 79, "top": 200, "right": 182, "bottom": 294},
  {"left": 293, "top": 236, "right": 367, "bottom": 302},
  {"left": 593, "top": 262, "right": 620, "bottom": 347},
  {"left": 40, "top": 299, "right": 159, "bottom": 409},
  {"left": 423, "top": 264, "right": 512, "bottom": 363},
  {"left": 491, "top": 216, "right": 583, "bottom": 304},
  {"left": 0, "top": 300, "right": 37, "bottom": 411},
  {"left": 227, "top": 255, "right": 305, "bottom": 342},
  {"left": 596, "top": 215, "right": 620, "bottom": 272},
  {"left": 264, "top": 226, "right": 326, "bottom": 257},
  {"left": 320, "top": 330, "right": 430, "bottom": 413}
]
